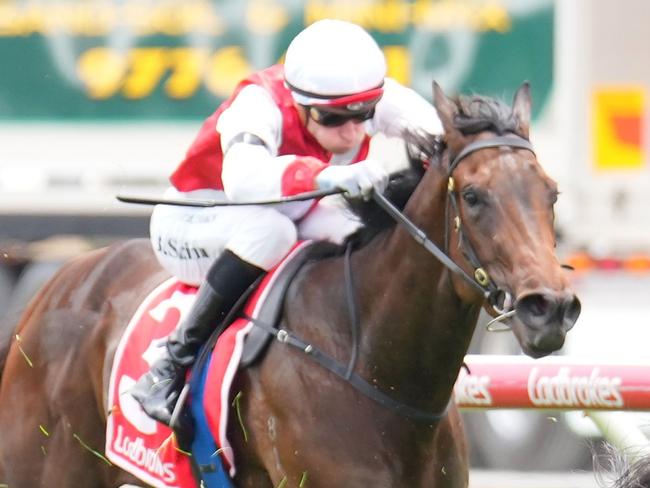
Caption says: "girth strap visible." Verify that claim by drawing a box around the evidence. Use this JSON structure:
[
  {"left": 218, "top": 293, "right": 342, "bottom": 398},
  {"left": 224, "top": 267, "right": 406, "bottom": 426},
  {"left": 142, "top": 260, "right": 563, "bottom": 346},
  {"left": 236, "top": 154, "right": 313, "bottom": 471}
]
[{"left": 245, "top": 314, "right": 449, "bottom": 423}]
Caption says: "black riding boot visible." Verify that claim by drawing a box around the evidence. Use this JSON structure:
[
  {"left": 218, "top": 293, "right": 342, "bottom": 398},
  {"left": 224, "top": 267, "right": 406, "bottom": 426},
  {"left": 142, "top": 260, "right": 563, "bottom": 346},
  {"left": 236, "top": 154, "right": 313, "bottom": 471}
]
[{"left": 131, "top": 250, "right": 264, "bottom": 426}]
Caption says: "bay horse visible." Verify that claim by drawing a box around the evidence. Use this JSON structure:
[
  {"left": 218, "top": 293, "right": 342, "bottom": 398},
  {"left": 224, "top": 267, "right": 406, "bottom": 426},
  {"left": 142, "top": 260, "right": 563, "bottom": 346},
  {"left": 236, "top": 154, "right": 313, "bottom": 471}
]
[{"left": 0, "top": 82, "right": 580, "bottom": 488}]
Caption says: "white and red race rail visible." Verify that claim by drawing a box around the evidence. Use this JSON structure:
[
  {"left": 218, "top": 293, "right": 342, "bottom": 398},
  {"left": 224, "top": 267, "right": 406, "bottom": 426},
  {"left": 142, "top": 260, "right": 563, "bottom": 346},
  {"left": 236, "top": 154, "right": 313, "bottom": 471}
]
[{"left": 455, "top": 355, "right": 650, "bottom": 411}]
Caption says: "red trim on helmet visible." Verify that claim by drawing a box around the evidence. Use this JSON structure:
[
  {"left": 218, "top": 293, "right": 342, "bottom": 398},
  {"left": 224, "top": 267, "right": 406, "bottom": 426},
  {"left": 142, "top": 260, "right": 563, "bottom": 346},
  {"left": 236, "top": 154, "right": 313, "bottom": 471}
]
[{"left": 312, "top": 86, "right": 384, "bottom": 108}]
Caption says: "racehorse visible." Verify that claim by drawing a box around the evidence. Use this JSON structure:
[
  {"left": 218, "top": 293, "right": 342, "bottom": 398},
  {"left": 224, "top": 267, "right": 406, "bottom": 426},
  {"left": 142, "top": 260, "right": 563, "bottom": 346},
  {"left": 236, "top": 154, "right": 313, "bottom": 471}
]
[{"left": 0, "top": 82, "right": 581, "bottom": 488}]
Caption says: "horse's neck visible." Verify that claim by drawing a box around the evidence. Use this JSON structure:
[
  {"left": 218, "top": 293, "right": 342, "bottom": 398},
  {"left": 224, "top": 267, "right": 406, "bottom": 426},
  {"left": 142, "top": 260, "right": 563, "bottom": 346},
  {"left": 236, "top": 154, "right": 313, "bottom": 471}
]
[{"left": 353, "top": 176, "right": 481, "bottom": 412}]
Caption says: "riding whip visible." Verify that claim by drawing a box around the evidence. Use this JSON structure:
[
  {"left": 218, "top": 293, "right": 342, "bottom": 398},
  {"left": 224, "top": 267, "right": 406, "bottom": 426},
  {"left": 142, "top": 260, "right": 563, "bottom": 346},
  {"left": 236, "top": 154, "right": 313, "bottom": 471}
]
[{"left": 116, "top": 188, "right": 343, "bottom": 207}]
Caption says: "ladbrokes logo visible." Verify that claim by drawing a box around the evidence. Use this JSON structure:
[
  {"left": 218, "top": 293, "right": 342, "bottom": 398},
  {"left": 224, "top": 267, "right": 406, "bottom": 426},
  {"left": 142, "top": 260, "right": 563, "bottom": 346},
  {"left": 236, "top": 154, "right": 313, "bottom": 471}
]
[
  {"left": 112, "top": 425, "right": 176, "bottom": 483},
  {"left": 527, "top": 367, "right": 623, "bottom": 408},
  {"left": 454, "top": 369, "right": 492, "bottom": 406}
]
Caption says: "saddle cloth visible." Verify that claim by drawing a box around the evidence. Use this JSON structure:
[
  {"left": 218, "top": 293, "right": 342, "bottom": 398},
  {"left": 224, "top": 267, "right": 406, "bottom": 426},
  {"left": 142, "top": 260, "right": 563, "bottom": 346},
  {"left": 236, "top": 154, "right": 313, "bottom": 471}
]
[{"left": 105, "top": 241, "right": 317, "bottom": 488}]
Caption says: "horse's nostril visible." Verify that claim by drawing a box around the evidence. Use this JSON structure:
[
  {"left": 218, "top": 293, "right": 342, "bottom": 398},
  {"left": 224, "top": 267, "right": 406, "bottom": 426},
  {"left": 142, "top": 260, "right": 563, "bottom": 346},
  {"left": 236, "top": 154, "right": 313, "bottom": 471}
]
[
  {"left": 516, "top": 292, "right": 582, "bottom": 330},
  {"left": 563, "top": 296, "right": 582, "bottom": 328},
  {"left": 518, "top": 294, "right": 549, "bottom": 318}
]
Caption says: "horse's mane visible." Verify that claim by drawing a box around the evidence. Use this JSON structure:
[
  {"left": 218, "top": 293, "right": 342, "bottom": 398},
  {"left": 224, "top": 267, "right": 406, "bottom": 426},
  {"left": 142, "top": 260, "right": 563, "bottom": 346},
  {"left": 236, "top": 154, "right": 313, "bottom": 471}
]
[{"left": 346, "top": 92, "right": 522, "bottom": 246}]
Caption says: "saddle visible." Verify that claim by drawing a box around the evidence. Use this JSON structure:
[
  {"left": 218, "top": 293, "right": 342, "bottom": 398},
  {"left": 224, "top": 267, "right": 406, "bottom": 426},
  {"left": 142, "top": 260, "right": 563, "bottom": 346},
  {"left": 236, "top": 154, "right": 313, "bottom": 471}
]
[
  {"left": 187, "top": 240, "right": 340, "bottom": 485},
  {"left": 198, "top": 239, "right": 340, "bottom": 371}
]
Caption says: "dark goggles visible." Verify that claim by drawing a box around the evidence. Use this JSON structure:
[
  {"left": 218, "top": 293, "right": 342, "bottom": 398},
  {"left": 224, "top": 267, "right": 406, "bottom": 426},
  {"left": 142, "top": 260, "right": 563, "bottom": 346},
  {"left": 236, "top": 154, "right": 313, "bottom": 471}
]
[{"left": 306, "top": 105, "right": 376, "bottom": 127}]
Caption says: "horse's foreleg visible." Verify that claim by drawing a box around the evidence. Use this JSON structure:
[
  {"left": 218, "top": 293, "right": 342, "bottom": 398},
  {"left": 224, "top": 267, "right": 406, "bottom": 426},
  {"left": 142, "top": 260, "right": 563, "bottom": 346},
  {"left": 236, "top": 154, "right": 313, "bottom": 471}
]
[
  {"left": 431, "top": 407, "right": 470, "bottom": 488},
  {"left": 228, "top": 369, "right": 279, "bottom": 488},
  {"left": 0, "top": 343, "right": 52, "bottom": 487}
]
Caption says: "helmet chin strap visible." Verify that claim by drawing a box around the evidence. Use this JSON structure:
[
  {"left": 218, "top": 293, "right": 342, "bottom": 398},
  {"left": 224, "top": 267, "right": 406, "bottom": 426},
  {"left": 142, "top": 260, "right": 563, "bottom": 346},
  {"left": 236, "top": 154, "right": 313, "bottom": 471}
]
[
  {"left": 299, "top": 105, "right": 337, "bottom": 134},
  {"left": 296, "top": 104, "right": 310, "bottom": 125},
  {"left": 298, "top": 105, "right": 320, "bottom": 142}
]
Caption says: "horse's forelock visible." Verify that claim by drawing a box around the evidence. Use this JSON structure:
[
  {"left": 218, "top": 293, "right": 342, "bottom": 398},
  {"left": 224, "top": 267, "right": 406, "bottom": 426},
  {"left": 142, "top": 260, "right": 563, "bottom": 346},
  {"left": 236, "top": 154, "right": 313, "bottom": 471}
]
[
  {"left": 404, "top": 130, "right": 445, "bottom": 168},
  {"left": 454, "top": 94, "right": 522, "bottom": 137},
  {"left": 346, "top": 92, "right": 521, "bottom": 247}
]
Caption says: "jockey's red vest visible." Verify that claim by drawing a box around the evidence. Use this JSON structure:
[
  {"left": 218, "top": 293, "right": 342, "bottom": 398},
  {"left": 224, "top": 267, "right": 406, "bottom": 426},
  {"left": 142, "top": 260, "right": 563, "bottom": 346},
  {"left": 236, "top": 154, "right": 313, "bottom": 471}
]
[{"left": 170, "top": 64, "right": 371, "bottom": 192}]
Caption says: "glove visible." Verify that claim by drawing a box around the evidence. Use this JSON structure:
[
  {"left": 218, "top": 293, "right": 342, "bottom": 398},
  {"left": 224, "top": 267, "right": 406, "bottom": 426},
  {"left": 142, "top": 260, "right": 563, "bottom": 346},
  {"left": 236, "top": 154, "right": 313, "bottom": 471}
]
[{"left": 315, "top": 159, "right": 389, "bottom": 199}]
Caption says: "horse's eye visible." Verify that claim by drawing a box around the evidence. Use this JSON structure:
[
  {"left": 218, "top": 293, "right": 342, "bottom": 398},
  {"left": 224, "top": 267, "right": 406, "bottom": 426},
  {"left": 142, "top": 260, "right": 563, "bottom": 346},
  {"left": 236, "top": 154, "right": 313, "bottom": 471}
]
[{"left": 462, "top": 190, "right": 480, "bottom": 207}]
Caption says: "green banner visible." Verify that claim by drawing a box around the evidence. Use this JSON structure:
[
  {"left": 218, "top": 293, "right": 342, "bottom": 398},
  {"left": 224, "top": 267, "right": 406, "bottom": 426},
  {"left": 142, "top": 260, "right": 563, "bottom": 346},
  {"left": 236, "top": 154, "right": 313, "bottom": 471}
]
[{"left": 0, "top": 0, "right": 553, "bottom": 120}]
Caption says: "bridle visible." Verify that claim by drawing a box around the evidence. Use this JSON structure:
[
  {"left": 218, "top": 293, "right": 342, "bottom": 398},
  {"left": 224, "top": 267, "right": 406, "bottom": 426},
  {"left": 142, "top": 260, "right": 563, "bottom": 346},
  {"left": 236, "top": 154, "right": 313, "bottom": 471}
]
[
  {"left": 375, "top": 134, "right": 535, "bottom": 313},
  {"left": 446, "top": 135, "right": 536, "bottom": 317}
]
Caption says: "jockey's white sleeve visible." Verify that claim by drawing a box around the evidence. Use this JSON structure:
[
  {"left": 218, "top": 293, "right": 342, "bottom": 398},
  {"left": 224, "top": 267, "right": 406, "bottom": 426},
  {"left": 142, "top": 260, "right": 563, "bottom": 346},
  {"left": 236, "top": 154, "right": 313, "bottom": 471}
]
[
  {"left": 217, "top": 84, "right": 283, "bottom": 154},
  {"left": 370, "top": 78, "right": 443, "bottom": 137},
  {"left": 218, "top": 84, "right": 298, "bottom": 201},
  {"left": 222, "top": 144, "right": 294, "bottom": 201}
]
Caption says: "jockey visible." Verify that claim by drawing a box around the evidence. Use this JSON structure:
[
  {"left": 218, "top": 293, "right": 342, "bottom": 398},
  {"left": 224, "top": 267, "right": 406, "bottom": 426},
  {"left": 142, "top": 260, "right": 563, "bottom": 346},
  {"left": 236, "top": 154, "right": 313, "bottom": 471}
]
[{"left": 131, "top": 19, "right": 443, "bottom": 426}]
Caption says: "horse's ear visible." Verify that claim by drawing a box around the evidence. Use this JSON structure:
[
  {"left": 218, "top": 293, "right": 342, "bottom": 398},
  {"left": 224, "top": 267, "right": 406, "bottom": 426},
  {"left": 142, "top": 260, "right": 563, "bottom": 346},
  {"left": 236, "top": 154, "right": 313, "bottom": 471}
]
[
  {"left": 513, "top": 81, "right": 532, "bottom": 139},
  {"left": 432, "top": 81, "right": 467, "bottom": 154},
  {"left": 432, "top": 81, "right": 458, "bottom": 136}
]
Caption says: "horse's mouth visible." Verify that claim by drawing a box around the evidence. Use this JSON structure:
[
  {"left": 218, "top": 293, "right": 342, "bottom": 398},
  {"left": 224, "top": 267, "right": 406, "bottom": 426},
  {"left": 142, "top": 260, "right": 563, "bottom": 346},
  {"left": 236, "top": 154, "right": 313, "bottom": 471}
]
[
  {"left": 514, "top": 320, "right": 568, "bottom": 358},
  {"left": 506, "top": 310, "right": 570, "bottom": 358},
  {"left": 520, "top": 340, "right": 562, "bottom": 359}
]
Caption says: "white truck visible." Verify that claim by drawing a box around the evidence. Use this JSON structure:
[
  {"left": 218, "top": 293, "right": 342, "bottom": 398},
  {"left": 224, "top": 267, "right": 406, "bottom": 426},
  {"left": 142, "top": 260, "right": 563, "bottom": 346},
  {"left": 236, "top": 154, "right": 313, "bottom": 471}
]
[{"left": 464, "top": 0, "right": 650, "bottom": 470}]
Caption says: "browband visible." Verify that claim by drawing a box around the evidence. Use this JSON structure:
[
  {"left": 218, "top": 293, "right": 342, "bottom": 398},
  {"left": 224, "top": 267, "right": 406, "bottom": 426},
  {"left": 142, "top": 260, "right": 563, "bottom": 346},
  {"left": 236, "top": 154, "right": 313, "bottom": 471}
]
[{"left": 448, "top": 136, "right": 535, "bottom": 175}]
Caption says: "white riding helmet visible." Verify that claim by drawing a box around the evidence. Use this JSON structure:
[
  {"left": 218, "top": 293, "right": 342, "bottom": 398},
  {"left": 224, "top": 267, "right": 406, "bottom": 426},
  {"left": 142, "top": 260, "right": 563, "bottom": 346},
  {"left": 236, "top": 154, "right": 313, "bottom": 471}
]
[{"left": 284, "top": 19, "right": 386, "bottom": 109}]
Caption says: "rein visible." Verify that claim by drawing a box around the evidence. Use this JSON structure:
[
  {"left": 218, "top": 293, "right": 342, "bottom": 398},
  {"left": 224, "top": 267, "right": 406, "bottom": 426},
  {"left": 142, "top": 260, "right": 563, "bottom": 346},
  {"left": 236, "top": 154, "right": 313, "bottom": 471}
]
[
  {"left": 245, "top": 136, "right": 536, "bottom": 423},
  {"left": 376, "top": 135, "right": 535, "bottom": 310}
]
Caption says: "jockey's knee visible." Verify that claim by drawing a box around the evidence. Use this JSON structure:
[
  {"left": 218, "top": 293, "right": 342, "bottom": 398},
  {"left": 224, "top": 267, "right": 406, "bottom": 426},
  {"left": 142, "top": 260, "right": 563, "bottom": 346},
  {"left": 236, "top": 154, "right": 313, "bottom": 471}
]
[
  {"left": 227, "top": 212, "right": 297, "bottom": 271},
  {"left": 149, "top": 205, "right": 298, "bottom": 282}
]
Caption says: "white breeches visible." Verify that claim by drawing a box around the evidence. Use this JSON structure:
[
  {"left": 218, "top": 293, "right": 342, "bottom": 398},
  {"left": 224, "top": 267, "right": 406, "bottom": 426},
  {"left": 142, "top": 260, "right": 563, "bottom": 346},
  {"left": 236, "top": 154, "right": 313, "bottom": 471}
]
[{"left": 150, "top": 188, "right": 362, "bottom": 285}]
